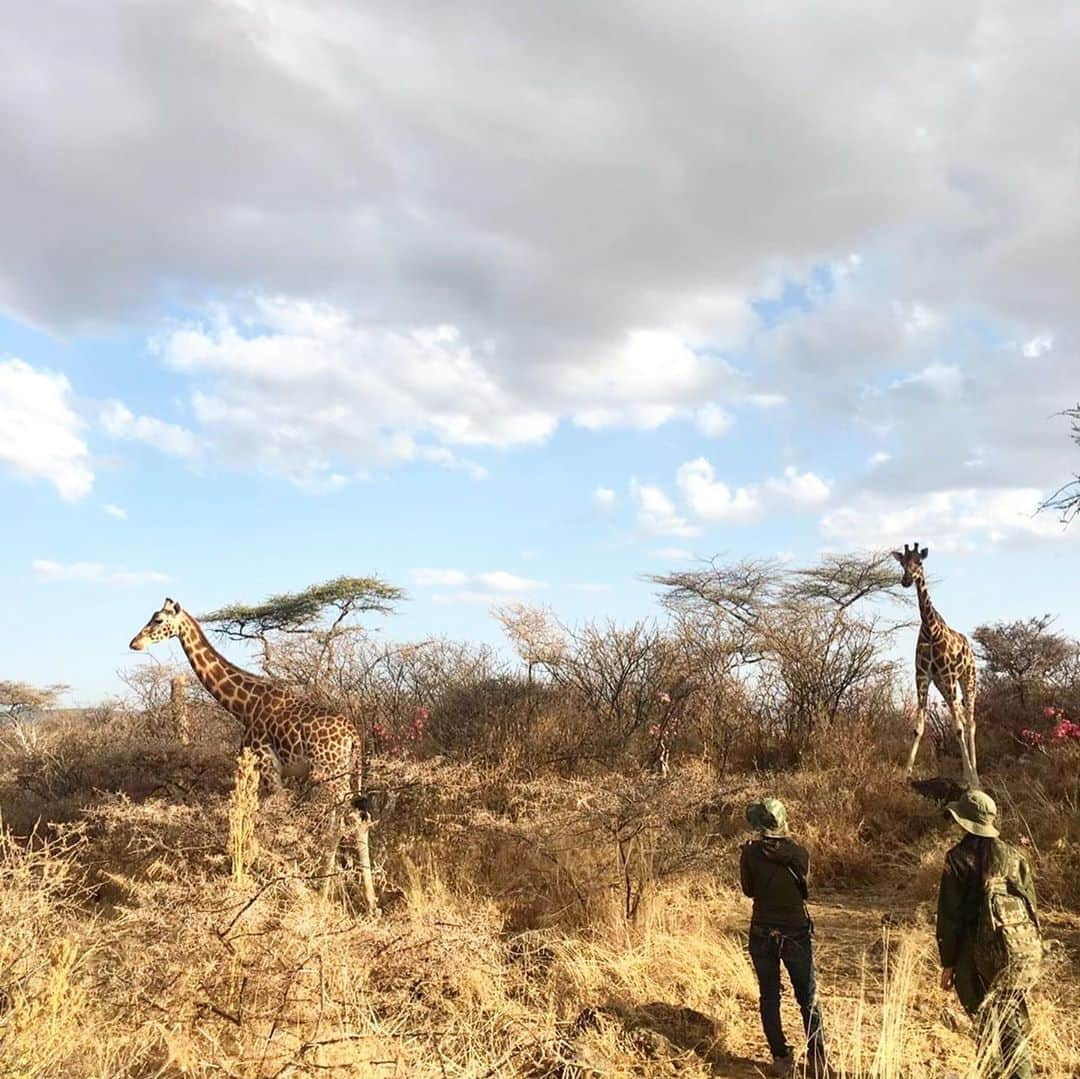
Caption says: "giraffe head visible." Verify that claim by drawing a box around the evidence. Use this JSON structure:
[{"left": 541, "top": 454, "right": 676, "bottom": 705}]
[
  {"left": 130, "top": 597, "right": 186, "bottom": 651},
  {"left": 891, "top": 541, "right": 929, "bottom": 588}
]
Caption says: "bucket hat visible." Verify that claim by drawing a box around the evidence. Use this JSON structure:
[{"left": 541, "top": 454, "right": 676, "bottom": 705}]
[
  {"left": 746, "top": 797, "right": 789, "bottom": 837},
  {"left": 945, "top": 788, "right": 999, "bottom": 838}
]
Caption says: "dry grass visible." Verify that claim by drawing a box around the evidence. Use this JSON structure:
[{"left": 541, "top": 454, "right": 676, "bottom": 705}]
[
  {"left": 228, "top": 749, "right": 261, "bottom": 887},
  {"left": 0, "top": 713, "right": 1078, "bottom": 1078}
]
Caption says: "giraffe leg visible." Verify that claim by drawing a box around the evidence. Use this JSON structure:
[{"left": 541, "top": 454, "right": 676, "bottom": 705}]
[
  {"left": 350, "top": 805, "right": 379, "bottom": 916},
  {"left": 906, "top": 668, "right": 930, "bottom": 777},
  {"left": 946, "top": 692, "right": 978, "bottom": 789},
  {"left": 961, "top": 669, "right": 979, "bottom": 788}
]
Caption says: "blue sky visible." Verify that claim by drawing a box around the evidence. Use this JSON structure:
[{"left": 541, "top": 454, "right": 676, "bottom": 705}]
[{"left": 2, "top": 3, "right": 1078, "bottom": 702}]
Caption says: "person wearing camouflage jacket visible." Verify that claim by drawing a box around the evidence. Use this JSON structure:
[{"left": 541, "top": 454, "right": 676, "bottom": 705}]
[{"left": 937, "top": 789, "right": 1039, "bottom": 1079}]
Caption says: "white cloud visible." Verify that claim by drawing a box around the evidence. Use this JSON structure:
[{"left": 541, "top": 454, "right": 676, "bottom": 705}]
[
  {"left": 820, "top": 488, "right": 1074, "bottom": 552},
  {"left": 414, "top": 445, "right": 489, "bottom": 480},
  {"left": 676, "top": 458, "right": 761, "bottom": 523},
  {"left": 150, "top": 304, "right": 750, "bottom": 488},
  {"left": 15, "top": 0, "right": 1078, "bottom": 350},
  {"left": 412, "top": 567, "right": 547, "bottom": 604},
  {"left": 675, "top": 459, "right": 830, "bottom": 524},
  {"left": 746, "top": 394, "right": 787, "bottom": 409},
  {"left": 99, "top": 400, "right": 200, "bottom": 458},
  {"left": 104, "top": 503, "right": 128, "bottom": 519},
  {"left": 766, "top": 466, "right": 831, "bottom": 506},
  {"left": 631, "top": 479, "right": 701, "bottom": 538},
  {"left": 694, "top": 403, "right": 734, "bottom": 437},
  {"left": 473, "top": 571, "right": 546, "bottom": 593},
  {"left": 1021, "top": 334, "right": 1053, "bottom": 359},
  {"left": 3, "top": 4, "right": 1080, "bottom": 515},
  {"left": 890, "top": 363, "right": 964, "bottom": 398},
  {"left": 593, "top": 486, "right": 616, "bottom": 510},
  {"left": 901, "top": 302, "right": 944, "bottom": 336},
  {"left": 32, "top": 560, "right": 170, "bottom": 585},
  {"left": 0, "top": 359, "right": 92, "bottom": 501},
  {"left": 566, "top": 331, "right": 740, "bottom": 431}
]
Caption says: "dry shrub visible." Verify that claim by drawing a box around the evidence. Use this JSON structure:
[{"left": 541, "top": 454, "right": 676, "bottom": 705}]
[
  {"left": 0, "top": 825, "right": 148, "bottom": 1077},
  {"left": 2, "top": 668, "right": 1079, "bottom": 1077},
  {"left": 229, "top": 748, "right": 261, "bottom": 887}
]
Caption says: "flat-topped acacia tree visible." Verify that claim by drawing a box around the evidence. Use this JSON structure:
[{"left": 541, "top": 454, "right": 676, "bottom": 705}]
[
  {"left": 202, "top": 574, "right": 404, "bottom": 642},
  {"left": 202, "top": 575, "right": 405, "bottom": 699}
]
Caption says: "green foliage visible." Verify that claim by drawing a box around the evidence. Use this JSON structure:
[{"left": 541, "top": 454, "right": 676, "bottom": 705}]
[
  {"left": 201, "top": 575, "right": 405, "bottom": 641},
  {"left": 974, "top": 616, "right": 1074, "bottom": 687}
]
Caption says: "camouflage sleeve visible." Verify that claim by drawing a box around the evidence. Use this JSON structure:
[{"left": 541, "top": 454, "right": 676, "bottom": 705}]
[
  {"left": 1016, "top": 854, "right": 1039, "bottom": 927},
  {"left": 936, "top": 860, "right": 964, "bottom": 968},
  {"left": 739, "top": 842, "right": 754, "bottom": 897}
]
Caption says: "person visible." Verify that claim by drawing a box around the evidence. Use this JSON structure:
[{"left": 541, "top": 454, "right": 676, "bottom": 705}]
[
  {"left": 936, "top": 789, "right": 1039, "bottom": 1079},
  {"left": 740, "top": 797, "right": 828, "bottom": 1078}
]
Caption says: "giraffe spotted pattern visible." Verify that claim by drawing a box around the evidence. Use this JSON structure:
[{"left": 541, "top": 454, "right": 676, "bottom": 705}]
[
  {"left": 892, "top": 543, "right": 979, "bottom": 789},
  {"left": 130, "top": 598, "right": 371, "bottom": 900}
]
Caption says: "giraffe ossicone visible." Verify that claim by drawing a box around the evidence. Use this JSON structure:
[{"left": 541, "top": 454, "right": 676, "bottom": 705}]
[
  {"left": 892, "top": 542, "right": 979, "bottom": 789},
  {"left": 129, "top": 597, "right": 377, "bottom": 910}
]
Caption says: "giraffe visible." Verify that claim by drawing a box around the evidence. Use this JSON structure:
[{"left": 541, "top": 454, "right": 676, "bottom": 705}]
[
  {"left": 129, "top": 597, "right": 377, "bottom": 909},
  {"left": 892, "top": 543, "right": 979, "bottom": 789}
]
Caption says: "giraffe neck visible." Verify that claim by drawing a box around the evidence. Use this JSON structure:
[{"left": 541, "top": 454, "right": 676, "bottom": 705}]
[
  {"left": 175, "top": 614, "right": 268, "bottom": 716},
  {"left": 913, "top": 573, "right": 946, "bottom": 636}
]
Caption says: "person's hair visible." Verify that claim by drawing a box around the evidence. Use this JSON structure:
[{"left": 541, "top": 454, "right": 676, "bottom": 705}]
[{"left": 975, "top": 835, "right": 994, "bottom": 882}]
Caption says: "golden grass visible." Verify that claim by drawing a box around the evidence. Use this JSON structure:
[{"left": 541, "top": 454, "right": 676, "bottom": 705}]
[
  {"left": 0, "top": 723, "right": 1078, "bottom": 1077},
  {"left": 228, "top": 748, "right": 261, "bottom": 887}
]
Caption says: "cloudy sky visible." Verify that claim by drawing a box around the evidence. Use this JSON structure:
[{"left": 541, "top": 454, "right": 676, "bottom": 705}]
[{"left": 2, "top": 1, "right": 1078, "bottom": 701}]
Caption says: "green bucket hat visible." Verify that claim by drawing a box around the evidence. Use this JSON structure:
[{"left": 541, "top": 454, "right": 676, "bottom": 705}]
[
  {"left": 746, "top": 797, "right": 789, "bottom": 837},
  {"left": 945, "top": 789, "right": 999, "bottom": 838}
]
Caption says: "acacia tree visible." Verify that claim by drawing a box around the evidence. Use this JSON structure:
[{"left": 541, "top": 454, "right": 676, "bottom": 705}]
[
  {"left": 0, "top": 680, "right": 68, "bottom": 752},
  {"left": 201, "top": 574, "right": 403, "bottom": 687},
  {"left": 203, "top": 575, "right": 404, "bottom": 642},
  {"left": 649, "top": 551, "right": 904, "bottom": 755},
  {"left": 1041, "top": 403, "right": 1080, "bottom": 523},
  {"left": 973, "top": 615, "right": 1077, "bottom": 709}
]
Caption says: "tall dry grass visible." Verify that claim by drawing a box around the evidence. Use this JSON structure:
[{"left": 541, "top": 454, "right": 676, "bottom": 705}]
[
  {"left": 1, "top": 704, "right": 1078, "bottom": 1077},
  {"left": 228, "top": 748, "right": 261, "bottom": 887}
]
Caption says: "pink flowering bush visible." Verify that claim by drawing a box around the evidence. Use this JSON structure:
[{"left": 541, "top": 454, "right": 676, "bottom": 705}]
[
  {"left": 370, "top": 706, "right": 429, "bottom": 759},
  {"left": 1018, "top": 705, "right": 1080, "bottom": 750}
]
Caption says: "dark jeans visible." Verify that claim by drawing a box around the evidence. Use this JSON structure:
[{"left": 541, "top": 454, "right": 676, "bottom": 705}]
[
  {"left": 954, "top": 948, "right": 1033, "bottom": 1079},
  {"left": 748, "top": 923, "right": 826, "bottom": 1062}
]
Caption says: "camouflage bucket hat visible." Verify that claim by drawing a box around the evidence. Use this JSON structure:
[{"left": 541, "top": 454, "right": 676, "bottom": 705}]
[
  {"left": 746, "top": 797, "right": 789, "bottom": 836},
  {"left": 945, "top": 789, "right": 999, "bottom": 838}
]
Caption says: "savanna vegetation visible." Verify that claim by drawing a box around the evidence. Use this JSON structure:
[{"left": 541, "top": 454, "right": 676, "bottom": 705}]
[{"left": 2, "top": 553, "right": 1079, "bottom": 1077}]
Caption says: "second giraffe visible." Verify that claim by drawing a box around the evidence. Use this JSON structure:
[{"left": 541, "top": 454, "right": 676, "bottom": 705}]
[{"left": 893, "top": 542, "right": 979, "bottom": 789}]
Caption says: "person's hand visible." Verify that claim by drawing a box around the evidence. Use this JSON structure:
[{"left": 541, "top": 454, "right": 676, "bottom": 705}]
[{"left": 940, "top": 967, "right": 955, "bottom": 991}]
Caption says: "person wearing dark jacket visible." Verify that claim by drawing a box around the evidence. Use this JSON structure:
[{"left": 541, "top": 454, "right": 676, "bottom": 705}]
[
  {"left": 937, "top": 789, "right": 1038, "bottom": 1079},
  {"left": 740, "top": 798, "right": 828, "bottom": 1078}
]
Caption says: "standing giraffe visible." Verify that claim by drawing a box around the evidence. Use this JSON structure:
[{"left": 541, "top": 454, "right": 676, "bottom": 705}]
[
  {"left": 892, "top": 543, "right": 979, "bottom": 788},
  {"left": 129, "top": 597, "right": 376, "bottom": 909}
]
